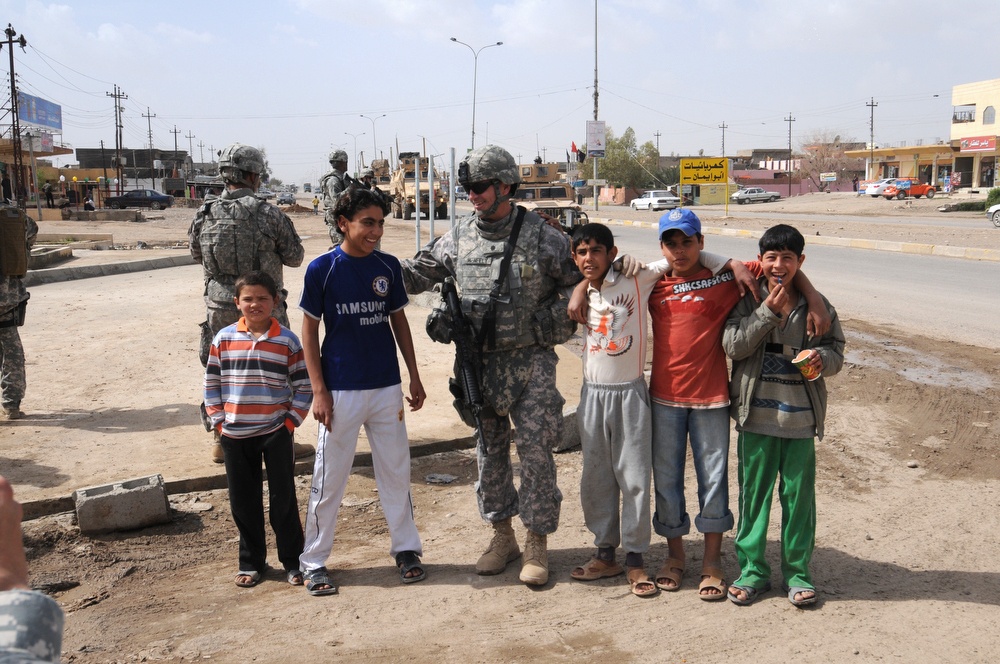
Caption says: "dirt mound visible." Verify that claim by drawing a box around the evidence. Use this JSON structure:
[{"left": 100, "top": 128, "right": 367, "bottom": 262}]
[{"left": 281, "top": 203, "right": 313, "bottom": 214}]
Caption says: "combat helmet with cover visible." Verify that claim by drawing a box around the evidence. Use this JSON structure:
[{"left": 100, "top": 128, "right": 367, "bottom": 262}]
[
  {"left": 459, "top": 145, "right": 521, "bottom": 218},
  {"left": 328, "top": 149, "right": 349, "bottom": 165},
  {"left": 217, "top": 143, "right": 266, "bottom": 189}
]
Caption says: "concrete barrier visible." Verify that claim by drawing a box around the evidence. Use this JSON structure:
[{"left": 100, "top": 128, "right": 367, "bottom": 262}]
[{"left": 72, "top": 474, "right": 172, "bottom": 535}]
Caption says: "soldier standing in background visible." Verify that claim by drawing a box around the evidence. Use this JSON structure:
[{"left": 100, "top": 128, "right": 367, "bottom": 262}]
[
  {"left": 319, "top": 149, "right": 349, "bottom": 246},
  {"left": 0, "top": 205, "right": 36, "bottom": 420},
  {"left": 400, "top": 145, "right": 581, "bottom": 586},
  {"left": 188, "top": 143, "right": 313, "bottom": 463}
]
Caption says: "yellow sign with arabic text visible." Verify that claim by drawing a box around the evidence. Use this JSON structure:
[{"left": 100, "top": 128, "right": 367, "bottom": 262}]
[{"left": 680, "top": 158, "right": 729, "bottom": 185}]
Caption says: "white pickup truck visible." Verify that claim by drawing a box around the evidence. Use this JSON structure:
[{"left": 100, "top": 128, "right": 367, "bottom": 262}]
[{"left": 730, "top": 187, "right": 780, "bottom": 204}]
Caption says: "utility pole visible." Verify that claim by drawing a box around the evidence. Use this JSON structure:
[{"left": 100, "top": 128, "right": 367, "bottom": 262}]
[
  {"left": 867, "top": 97, "right": 878, "bottom": 180},
  {"left": 170, "top": 126, "right": 181, "bottom": 177},
  {"left": 197, "top": 141, "right": 205, "bottom": 170},
  {"left": 785, "top": 112, "right": 795, "bottom": 197},
  {"left": 185, "top": 131, "right": 195, "bottom": 176},
  {"left": 653, "top": 130, "right": 662, "bottom": 156},
  {"left": 718, "top": 122, "right": 728, "bottom": 157},
  {"left": 593, "top": 0, "right": 600, "bottom": 212},
  {"left": 3, "top": 24, "right": 28, "bottom": 208},
  {"left": 106, "top": 85, "right": 127, "bottom": 195},
  {"left": 143, "top": 107, "right": 156, "bottom": 189}
]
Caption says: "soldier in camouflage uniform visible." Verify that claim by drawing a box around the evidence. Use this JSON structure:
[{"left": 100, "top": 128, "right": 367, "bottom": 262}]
[
  {"left": 0, "top": 475, "right": 63, "bottom": 662},
  {"left": 319, "top": 149, "right": 349, "bottom": 246},
  {"left": 0, "top": 205, "right": 35, "bottom": 420},
  {"left": 401, "top": 145, "right": 581, "bottom": 586},
  {"left": 189, "top": 143, "right": 311, "bottom": 463}
]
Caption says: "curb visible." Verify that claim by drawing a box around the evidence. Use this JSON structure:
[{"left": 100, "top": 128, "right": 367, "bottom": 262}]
[
  {"left": 592, "top": 217, "right": 1000, "bottom": 262},
  {"left": 24, "top": 254, "right": 197, "bottom": 287}
]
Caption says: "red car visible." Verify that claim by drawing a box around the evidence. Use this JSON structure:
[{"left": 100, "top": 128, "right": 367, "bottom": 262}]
[{"left": 882, "top": 180, "right": 936, "bottom": 200}]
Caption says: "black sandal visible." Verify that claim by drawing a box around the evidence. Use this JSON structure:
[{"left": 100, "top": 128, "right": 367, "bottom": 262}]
[{"left": 395, "top": 551, "right": 426, "bottom": 584}]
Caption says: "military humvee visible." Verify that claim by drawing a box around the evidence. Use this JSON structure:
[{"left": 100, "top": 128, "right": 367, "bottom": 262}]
[
  {"left": 512, "top": 162, "right": 588, "bottom": 230},
  {"left": 389, "top": 152, "right": 449, "bottom": 220}
]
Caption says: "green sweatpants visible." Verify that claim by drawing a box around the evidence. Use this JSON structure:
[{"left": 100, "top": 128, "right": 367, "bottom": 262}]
[{"left": 734, "top": 430, "right": 816, "bottom": 590}]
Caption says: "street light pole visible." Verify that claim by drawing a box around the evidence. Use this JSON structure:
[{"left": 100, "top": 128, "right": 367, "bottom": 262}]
[
  {"left": 344, "top": 131, "right": 365, "bottom": 174},
  {"left": 450, "top": 37, "right": 503, "bottom": 150},
  {"left": 360, "top": 114, "right": 385, "bottom": 161}
]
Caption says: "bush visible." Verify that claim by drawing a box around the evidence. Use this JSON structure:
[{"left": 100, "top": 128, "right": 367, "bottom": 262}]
[
  {"left": 953, "top": 200, "right": 987, "bottom": 211},
  {"left": 986, "top": 187, "right": 1000, "bottom": 208}
]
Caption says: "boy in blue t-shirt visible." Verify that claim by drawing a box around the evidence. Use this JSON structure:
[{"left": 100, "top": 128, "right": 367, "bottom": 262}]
[{"left": 297, "top": 188, "right": 427, "bottom": 596}]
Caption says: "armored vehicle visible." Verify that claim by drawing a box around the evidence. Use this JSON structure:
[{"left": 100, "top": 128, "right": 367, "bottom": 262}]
[
  {"left": 390, "top": 152, "right": 449, "bottom": 220},
  {"left": 511, "top": 162, "right": 588, "bottom": 230}
]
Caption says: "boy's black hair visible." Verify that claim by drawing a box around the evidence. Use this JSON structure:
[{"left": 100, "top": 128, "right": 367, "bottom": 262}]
[
  {"left": 660, "top": 228, "right": 703, "bottom": 243},
  {"left": 334, "top": 185, "right": 391, "bottom": 221},
  {"left": 571, "top": 222, "right": 615, "bottom": 253},
  {"left": 234, "top": 270, "right": 278, "bottom": 299},
  {"left": 759, "top": 223, "right": 805, "bottom": 256}
]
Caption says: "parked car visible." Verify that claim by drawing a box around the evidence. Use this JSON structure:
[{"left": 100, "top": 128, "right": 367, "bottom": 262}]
[
  {"left": 864, "top": 178, "right": 897, "bottom": 198},
  {"left": 630, "top": 190, "right": 681, "bottom": 211},
  {"left": 276, "top": 191, "right": 295, "bottom": 205},
  {"left": 455, "top": 185, "right": 469, "bottom": 201},
  {"left": 881, "top": 179, "right": 936, "bottom": 200},
  {"left": 258, "top": 188, "right": 274, "bottom": 199},
  {"left": 730, "top": 187, "right": 780, "bottom": 204},
  {"left": 104, "top": 189, "right": 174, "bottom": 210},
  {"left": 987, "top": 202, "right": 1000, "bottom": 227}
]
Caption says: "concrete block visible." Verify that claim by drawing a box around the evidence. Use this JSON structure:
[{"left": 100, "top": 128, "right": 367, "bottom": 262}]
[
  {"left": 72, "top": 474, "right": 172, "bottom": 535},
  {"left": 554, "top": 404, "right": 580, "bottom": 452}
]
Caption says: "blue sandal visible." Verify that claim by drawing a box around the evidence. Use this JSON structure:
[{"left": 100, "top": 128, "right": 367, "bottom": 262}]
[
  {"left": 727, "top": 581, "right": 771, "bottom": 606},
  {"left": 786, "top": 585, "right": 817, "bottom": 607},
  {"left": 304, "top": 567, "right": 338, "bottom": 596}
]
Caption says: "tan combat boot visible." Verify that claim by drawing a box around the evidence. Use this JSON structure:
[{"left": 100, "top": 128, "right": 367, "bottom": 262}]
[
  {"left": 212, "top": 430, "right": 225, "bottom": 464},
  {"left": 476, "top": 518, "right": 520, "bottom": 575},
  {"left": 519, "top": 531, "right": 549, "bottom": 586}
]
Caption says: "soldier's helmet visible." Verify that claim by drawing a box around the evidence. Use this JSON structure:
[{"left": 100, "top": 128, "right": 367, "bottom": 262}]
[
  {"left": 360, "top": 168, "right": 374, "bottom": 179},
  {"left": 218, "top": 143, "right": 265, "bottom": 187},
  {"left": 458, "top": 145, "right": 520, "bottom": 189},
  {"left": 329, "top": 149, "right": 349, "bottom": 165}
]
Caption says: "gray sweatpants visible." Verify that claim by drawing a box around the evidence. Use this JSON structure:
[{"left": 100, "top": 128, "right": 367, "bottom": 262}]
[{"left": 577, "top": 377, "right": 652, "bottom": 554}]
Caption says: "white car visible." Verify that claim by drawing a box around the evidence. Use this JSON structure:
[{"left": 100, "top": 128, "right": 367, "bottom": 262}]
[
  {"left": 864, "top": 178, "right": 897, "bottom": 198},
  {"left": 630, "top": 190, "right": 681, "bottom": 211},
  {"left": 987, "top": 202, "right": 1000, "bottom": 227}
]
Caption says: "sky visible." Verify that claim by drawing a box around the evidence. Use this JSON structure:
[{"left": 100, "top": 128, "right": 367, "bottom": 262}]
[{"left": 2, "top": 0, "right": 997, "bottom": 187}]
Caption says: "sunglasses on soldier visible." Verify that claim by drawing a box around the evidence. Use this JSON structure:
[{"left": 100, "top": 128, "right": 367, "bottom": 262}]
[{"left": 463, "top": 181, "right": 496, "bottom": 196}]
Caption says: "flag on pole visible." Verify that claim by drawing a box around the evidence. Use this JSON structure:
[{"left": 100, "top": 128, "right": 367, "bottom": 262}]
[{"left": 571, "top": 141, "right": 578, "bottom": 153}]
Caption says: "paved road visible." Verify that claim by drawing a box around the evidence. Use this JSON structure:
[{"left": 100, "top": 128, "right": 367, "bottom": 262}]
[{"left": 610, "top": 225, "right": 999, "bottom": 349}]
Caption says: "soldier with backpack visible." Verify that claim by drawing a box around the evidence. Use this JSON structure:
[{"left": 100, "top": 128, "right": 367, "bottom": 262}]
[{"left": 188, "top": 143, "right": 312, "bottom": 463}]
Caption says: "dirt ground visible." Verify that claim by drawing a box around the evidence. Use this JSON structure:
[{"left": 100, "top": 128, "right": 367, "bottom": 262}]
[{"left": 8, "top": 195, "right": 1000, "bottom": 663}]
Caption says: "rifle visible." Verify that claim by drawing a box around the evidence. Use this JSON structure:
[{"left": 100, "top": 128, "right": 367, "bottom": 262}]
[{"left": 433, "top": 277, "right": 487, "bottom": 448}]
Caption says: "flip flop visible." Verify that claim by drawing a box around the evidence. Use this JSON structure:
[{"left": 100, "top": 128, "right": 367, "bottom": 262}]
[
  {"left": 286, "top": 569, "right": 304, "bottom": 586},
  {"left": 698, "top": 566, "right": 728, "bottom": 601},
  {"left": 655, "top": 557, "right": 685, "bottom": 591},
  {"left": 234, "top": 570, "right": 260, "bottom": 588},
  {"left": 570, "top": 557, "right": 624, "bottom": 581},
  {"left": 396, "top": 551, "right": 426, "bottom": 584},
  {"left": 304, "top": 568, "right": 338, "bottom": 596},
  {"left": 727, "top": 581, "right": 772, "bottom": 606},
  {"left": 627, "top": 567, "right": 658, "bottom": 598},
  {"left": 786, "top": 585, "right": 818, "bottom": 607}
]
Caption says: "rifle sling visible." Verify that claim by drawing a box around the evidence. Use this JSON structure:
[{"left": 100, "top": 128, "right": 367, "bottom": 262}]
[{"left": 477, "top": 205, "right": 526, "bottom": 352}]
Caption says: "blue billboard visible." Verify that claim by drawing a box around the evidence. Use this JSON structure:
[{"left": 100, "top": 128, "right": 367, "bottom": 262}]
[{"left": 17, "top": 92, "right": 62, "bottom": 131}]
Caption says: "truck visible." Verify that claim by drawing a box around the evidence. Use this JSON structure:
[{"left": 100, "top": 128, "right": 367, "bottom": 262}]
[
  {"left": 389, "top": 152, "right": 449, "bottom": 220},
  {"left": 510, "top": 162, "right": 588, "bottom": 231},
  {"left": 730, "top": 186, "right": 780, "bottom": 204}
]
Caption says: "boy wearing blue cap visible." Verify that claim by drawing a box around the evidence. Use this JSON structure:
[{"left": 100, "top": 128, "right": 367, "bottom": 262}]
[{"left": 648, "top": 209, "right": 828, "bottom": 601}]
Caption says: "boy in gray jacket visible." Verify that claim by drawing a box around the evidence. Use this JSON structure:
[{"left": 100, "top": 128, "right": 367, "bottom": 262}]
[{"left": 722, "top": 224, "right": 845, "bottom": 608}]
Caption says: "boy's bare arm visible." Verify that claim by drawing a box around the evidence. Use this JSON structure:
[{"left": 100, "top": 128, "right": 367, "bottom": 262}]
[
  {"left": 791, "top": 271, "right": 831, "bottom": 337},
  {"left": 390, "top": 309, "right": 426, "bottom": 411},
  {"left": 301, "top": 315, "right": 333, "bottom": 428},
  {"left": 567, "top": 278, "right": 590, "bottom": 324}
]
